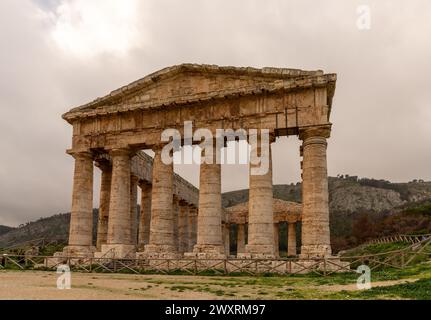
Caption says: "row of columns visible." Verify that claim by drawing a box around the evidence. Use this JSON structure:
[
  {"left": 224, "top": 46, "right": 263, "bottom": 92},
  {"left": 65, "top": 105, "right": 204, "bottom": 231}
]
[
  {"left": 66, "top": 146, "right": 198, "bottom": 258},
  {"left": 66, "top": 125, "right": 332, "bottom": 259},
  {"left": 224, "top": 222, "right": 297, "bottom": 257}
]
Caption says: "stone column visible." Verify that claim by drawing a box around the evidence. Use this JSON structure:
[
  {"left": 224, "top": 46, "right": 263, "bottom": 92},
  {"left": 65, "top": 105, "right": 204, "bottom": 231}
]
[
  {"left": 178, "top": 202, "right": 189, "bottom": 254},
  {"left": 145, "top": 146, "right": 177, "bottom": 257},
  {"left": 191, "top": 147, "right": 224, "bottom": 257},
  {"left": 273, "top": 223, "right": 280, "bottom": 257},
  {"left": 99, "top": 148, "right": 135, "bottom": 258},
  {"left": 245, "top": 134, "right": 275, "bottom": 257},
  {"left": 130, "top": 175, "right": 138, "bottom": 246},
  {"left": 138, "top": 182, "right": 152, "bottom": 250},
  {"left": 96, "top": 160, "right": 111, "bottom": 251},
  {"left": 187, "top": 206, "right": 198, "bottom": 251},
  {"left": 223, "top": 224, "right": 230, "bottom": 256},
  {"left": 65, "top": 151, "right": 95, "bottom": 256},
  {"left": 236, "top": 224, "right": 246, "bottom": 255},
  {"left": 287, "top": 222, "right": 297, "bottom": 256},
  {"left": 299, "top": 126, "right": 332, "bottom": 258},
  {"left": 172, "top": 197, "right": 180, "bottom": 252}
]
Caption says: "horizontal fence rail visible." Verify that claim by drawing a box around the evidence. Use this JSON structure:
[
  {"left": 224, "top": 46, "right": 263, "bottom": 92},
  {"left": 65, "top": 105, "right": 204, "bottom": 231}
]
[{"left": 366, "top": 234, "right": 431, "bottom": 245}]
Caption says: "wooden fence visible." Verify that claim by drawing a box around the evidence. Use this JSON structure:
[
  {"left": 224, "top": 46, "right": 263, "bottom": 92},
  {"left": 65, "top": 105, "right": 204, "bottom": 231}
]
[
  {"left": 1, "top": 237, "right": 430, "bottom": 276},
  {"left": 367, "top": 234, "right": 431, "bottom": 245}
]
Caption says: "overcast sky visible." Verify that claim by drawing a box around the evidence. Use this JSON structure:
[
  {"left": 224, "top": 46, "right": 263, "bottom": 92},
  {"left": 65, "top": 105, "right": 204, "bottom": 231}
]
[{"left": 1, "top": 0, "right": 430, "bottom": 226}]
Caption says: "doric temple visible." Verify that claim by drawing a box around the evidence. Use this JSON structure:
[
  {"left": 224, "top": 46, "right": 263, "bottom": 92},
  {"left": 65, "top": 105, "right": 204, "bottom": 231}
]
[{"left": 61, "top": 64, "right": 337, "bottom": 261}]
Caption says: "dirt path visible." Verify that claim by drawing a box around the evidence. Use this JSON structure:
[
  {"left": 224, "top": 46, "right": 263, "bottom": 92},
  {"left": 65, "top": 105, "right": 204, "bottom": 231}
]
[
  {"left": 0, "top": 271, "right": 219, "bottom": 300},
  {"left": 0, "top": 270, "right": 420, "bottom": 300}
]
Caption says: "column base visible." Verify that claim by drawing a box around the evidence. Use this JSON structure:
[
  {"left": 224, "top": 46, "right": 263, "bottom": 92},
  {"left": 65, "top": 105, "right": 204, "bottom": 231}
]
[
  {"left": 45, "top": 248, "right": 95, "bottom": 268},
  {"left": 184, "top": 244, "right": 226, "bottom": 259},
  {"left": 140, "top": 244, "right": 181, "bottom": 259},
  {"left": 299, "top": 244, "right": 332, "bottom": 259},
  {"left": 237, "top": 252, "right": 276, "bottom": 259},
  {"left": 62, "top": 245, "right": 96, "bottom": 257},
  {"left": 244, "top": 244, "right": 275, "bottom": 258},
  {"left": 94, "top": 244, "right": 136, "bottom": 259}
]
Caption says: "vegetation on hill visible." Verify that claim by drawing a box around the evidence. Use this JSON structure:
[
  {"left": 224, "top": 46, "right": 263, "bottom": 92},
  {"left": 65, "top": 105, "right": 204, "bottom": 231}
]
[
  {"left": 0, "top": 211, "right": 98, "bottom": 249},
  {"left": 333, "top": 201, "right": 431, "bottom": 251},
  {"left": 0, "top": 225, "right": 14, "bottom": 236}
]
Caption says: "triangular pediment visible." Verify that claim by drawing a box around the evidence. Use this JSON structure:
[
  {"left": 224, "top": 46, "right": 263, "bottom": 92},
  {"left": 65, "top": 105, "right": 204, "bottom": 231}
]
[{"left": 63, "top": 64, "right": 335, "bottom": 122}]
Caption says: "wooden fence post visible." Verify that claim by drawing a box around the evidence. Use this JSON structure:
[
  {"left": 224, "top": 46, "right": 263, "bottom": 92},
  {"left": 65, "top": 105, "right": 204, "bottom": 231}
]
[{"left": 323, "top": 258, "right": 327, "bottom": 276}]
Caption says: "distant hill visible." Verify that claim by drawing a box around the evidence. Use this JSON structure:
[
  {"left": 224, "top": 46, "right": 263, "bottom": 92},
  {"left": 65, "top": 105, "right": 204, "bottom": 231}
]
[
  {"left": 223, "top": 176, "right": 431, "bottom": 213},
  {"left": 0, "top": 225, "right": 14, "bottom": 236},
  {"left": 0, "top": 212, "right": 97, "bottom": 249},
  {"left": 1, "top": 176, "right": 431, "bottom": 251}
]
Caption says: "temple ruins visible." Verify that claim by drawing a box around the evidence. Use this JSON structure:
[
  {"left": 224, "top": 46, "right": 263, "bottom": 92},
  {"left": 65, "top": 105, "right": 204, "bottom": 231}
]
[{"left": 60, "top": 64, "right": 337, "bottom": 266}]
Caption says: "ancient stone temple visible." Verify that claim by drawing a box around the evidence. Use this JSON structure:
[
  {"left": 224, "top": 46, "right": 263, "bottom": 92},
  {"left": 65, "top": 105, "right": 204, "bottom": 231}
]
[{"left": 61, "top": 64, "right": 337, "bottom": 262}]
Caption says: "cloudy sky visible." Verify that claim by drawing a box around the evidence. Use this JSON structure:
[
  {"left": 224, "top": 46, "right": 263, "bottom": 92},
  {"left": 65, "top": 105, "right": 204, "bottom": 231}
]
[{"left": 1, "top": 0, "right": 430, "bottom": 226}]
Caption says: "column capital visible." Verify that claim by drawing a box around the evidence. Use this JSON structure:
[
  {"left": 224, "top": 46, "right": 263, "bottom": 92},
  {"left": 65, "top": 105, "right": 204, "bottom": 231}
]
[
  {"left": 138, "top": 180, "right": 151, "bottom": 189},
  {"left": 109, "top": 147, "right": 134, "bottom": 158},
  {"left": 95, "top": 158, "right": 111, "bottom": 171},
  {"left": 299, "top": 125, "right": 332, "bottom": 141},
  {"left": 68, "top": 150, "right": 94, "bottom": 161}
]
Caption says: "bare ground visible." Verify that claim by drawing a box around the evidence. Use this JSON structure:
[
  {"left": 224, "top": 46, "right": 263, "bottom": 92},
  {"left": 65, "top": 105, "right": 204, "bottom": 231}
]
[{"left": 0, "top": 270, "right": 419, "bottom": 300}]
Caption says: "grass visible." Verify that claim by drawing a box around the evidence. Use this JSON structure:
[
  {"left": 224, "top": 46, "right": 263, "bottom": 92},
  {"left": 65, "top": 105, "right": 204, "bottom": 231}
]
[
  {"left": 137, "top": 262, "right": 431, "bottom": 299},
  {"left": 325, "top": 278, "right": 431, "bottom": 300},
  {"left": 344, "top": 242, "right": 411, "bottom": 257}
]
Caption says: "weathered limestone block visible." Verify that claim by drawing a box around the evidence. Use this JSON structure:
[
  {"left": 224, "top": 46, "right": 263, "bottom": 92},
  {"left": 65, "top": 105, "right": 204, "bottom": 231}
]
[
  {"left": 173, "top": 197, "right": 180, "bottom": 252},
  {"left": 300, "top": 126, "right": 332, "bottom": 258},
  {"left": 144, "top": 147, "right": 178, "bottom": 258},
  {"left": 189, "top": 150, "right": 225, "bottom": 258},
  {"left": 138, "top": 182, "right": 152, "bottom": 250},
  {"left": 65, "top": 151, "right": 96, "bottom": 257},
  {"left": 287, "top": 222, "right": 297, "bottom": 256},
  {"left": 178, "top": 202, "right": 189, "bottom": 253},
  {"left": 96, "top": 160, "right": 112, "bottom": 250},
  {"left": 236, "top": 224, "right": 246, "bottom": 255},
  {"left": 273, "top": 223, "right": 280, "bottom": 257},
  {"left": 223, "top": 224, "right": 230, "bottom": 256},
  {"left": 97, "top": 148, "right": 135, "bottom": 259},
  {"left": 245, "top": 138, "right": 275, "bottom": 258},
  {"left": 187, "top": 206, "right": 198, "bottom": 251},
  {"left": 130, "top": 175, "right": 139, "bottom": 245}
]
